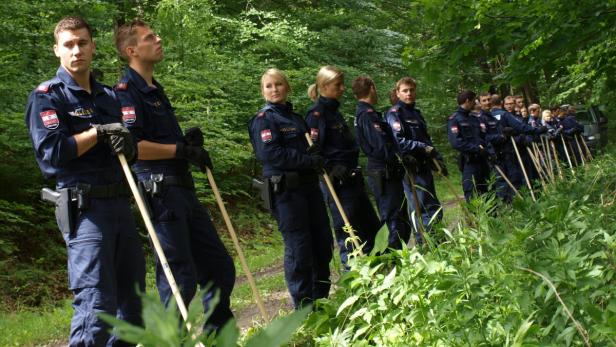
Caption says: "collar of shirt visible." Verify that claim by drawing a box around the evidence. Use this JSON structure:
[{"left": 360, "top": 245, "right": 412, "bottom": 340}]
[
  {"left": 397, "top": 100, "right": 416, "bottom": 112},
  {"left": 56, "top": 66, "right": 105, "bottom": 96},
  {"left": 318, "top": 96, "right": 340, "bottom": 110},
  {"left": 357, "top": 101, "right": 375, "bottom": 113},
  {"left": 267, "top": 101, "right": 293, "bottom": 115},
  {"left": 125, "top": 66, "right": 162, "bottom": 94},
  {"left": 457, "top": 106, "right": 470, "bottom": 116}
]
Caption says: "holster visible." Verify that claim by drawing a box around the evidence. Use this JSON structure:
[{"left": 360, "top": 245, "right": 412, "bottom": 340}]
[
  {"left": 252, "top": 177, "right": 273, "bottom": 210},
  {"left": 42, "top": 187, "right": 78, "bottom": 237},
  {"left": 137, "top": 173, "right": 164, "bottom": 219}
]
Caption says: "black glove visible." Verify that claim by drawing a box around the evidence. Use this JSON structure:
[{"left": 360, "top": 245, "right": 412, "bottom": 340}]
[
  {"left": 307, "top": 143, "right": 321, "bottom": 155},
  {"left": 176, "top": 142, "right": 213, "bottom": 171},
  {"left": 434, "top": 159, "right": 448, "bottom": 177},
  {"left": 328, "top": 164, "right": 348, "bottom": 180},
  {"left": 424, "top": 145, "right": 436, "bottom": 157},
  {"left": 554, "top": 127, "right": 563, "bottom": 136},
  {"left": 184, "top": 127, "right": 204, "bottom": 147},
  {"left": 93, "top": 123, "right": 135, "bottom": 161},
  {"left": 401, "top": 155, "right": 418, "bottom": 173},
  {"left": 488, "top": 155, "right": 497, "bottom": 165},
  {"left": 310, "top": 154, "right": 324, "bottom": 172},
  {"left": 502, "top": 127, "right": 515, "bottom": 137},
  {"left": 537, "top": 126, "right": 548, "bottom": 134}
]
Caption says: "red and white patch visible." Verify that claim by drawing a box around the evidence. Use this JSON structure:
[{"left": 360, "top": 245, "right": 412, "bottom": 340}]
[
  {"left": 451, "top": 125, "right": 459, "bottom": 134},
  {"left": 257, "top": 112, "right": 265, "bottom": 118},
  {"left": 367, "top": 108, "right": 374, "bottom": 113},
  {"left": 260, "top": 129, "right": 272, "bottom": 143},
  {"left": 392, "top": 121, "right": 401, "bottom": 132},
  {"left": 480, "top": 122, "right": 486, "bottom": 132},
  {"left": 373, "top": 122, "right": 382, "bottom": 131},
  {"left": 115, "top": 83, "right": 128, "bottom": 90},
  {"left": 312, "top": 111, "right": 320, "bottom": 117},
  {"left": 37, "top": 84, "right": 49, "bottom": 93},
  {"left": 390, "top": 107, "right": 398, "bottom": 113},
  {"left": 40, "top": 110, "right": 59, "bottom": 130},
  {"left": 310, "top": 128, "right": 319, "bottom": 140},
  {"left": 121, "top": 106, "right": 136, "bottom": 124}
]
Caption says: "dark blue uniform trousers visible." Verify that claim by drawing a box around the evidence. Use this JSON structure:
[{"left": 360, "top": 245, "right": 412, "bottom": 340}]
[
  {"left": 272, "top": 183, "right": 333, "bottom": 308},
  {"left": 367, "top": 175, "right": 410, "bottom": 249},
  {"left": 320, "top": 178, "right": 380, "bottom": 265},
  {"left": 149, "top": 186, "right": 235, "bottom": 330},
  {"left": 461, "top": 159, "right": 490, "bottom": 202},
  {"left": 402, "top": 170, "right": 442, "bottom": 232},
  {"left": 495, "top": 153, "right": 521, "bottom": 203},
  {"left": 61, "top": 197, "right": 145, "bottom": 347}
]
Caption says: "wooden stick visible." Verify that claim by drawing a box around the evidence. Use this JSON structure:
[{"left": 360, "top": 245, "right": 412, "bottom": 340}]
[
  {"left": 526, "top": 147, "right": 547, "bottom": 192},
  {"left": 560, "top": 134, "right": 575, "bottom": 174},
  {"left": 401, "top": 162, "right": 426, "bottom": 243},
  {"left": 205, "top": 167, "right": 269, "bottom": 322},
  {"left": 566, "top": 138, "right": 579, "bottom": 167},
  {"left": 118, "top": 154, "right": 200, "bottom": 341},
  {"left": 494, "top": 164, "right": 521, "bottom": 199},
  {"left": 511, "top": 138, "right": 536, "bottom": 202},
  {"left": 578, "top": 134, "right": 594, "bottom": 161},
  {"left": 574, "top": 135, "right": 586, "bottom": 166},
  {"left": 431, "top": 158, "right": 473, "bottom": 221},
  {"left": 550, "top": 140, "right": 564, "bottom": 180},
  {"left": 304, "top": 134, "right": 363, "bottom": 254}
]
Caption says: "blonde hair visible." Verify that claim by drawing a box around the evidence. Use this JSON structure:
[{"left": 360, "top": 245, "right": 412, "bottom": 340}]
[
  {"left": 307, "top": 65, "right": 344, "bottom": 101},
  {"left": 528, "top": 103, "right": 540, "bottom": 112},
  {"left": 542, "top": 109, "right": 552, "bottom": 121},
  {"left": 260, "top": 68, "right": 291, "bottom": 99}
]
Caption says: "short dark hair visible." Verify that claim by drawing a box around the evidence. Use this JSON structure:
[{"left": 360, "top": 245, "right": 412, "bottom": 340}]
[
  {"left": 457, "top": 90, "right": 476, "bottom": 105},
  {"left": 490, "top": 94, "right": 502, "bottom": 107},
  {"left": 114, "top": 19, "right": 148, "bottom": 61},
  {"left": 351, "top": 76, "right": 375, "bottom": 99},
  {"left": 54, "top": 16, "right": 92, "bottom": 43},
  {"left": 479, "top": 92, "right": 491, "bottom": 98}
]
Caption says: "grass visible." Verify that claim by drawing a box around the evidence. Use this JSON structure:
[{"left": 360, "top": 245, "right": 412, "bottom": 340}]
[{"left": 0, "top": 300, "right": 72, "bottom": 347}]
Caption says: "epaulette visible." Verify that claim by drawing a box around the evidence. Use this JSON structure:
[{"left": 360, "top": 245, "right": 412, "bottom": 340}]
[
  {"left": 257, "top": 111, "right": 265, "bottom": 118},
  {"left": 36, "top": 80, "right": 55, "bottom": 93},
  {"left": 389, "top": 106, "right": 400, "bottom": 113},
  {"left": 448, "top": 113, "right": 456, "bottom": 120}
]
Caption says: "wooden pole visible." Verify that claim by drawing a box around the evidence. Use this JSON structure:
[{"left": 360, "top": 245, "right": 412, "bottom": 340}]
[
  {"left": 550, "top": 140, "right": 564, "bottom": 180},
  {"left": 511, "top": 138, "right": 536, "bottom": 202},
  {"left": 560, "top": 135, "right": 575, "bottom": 174},
  {"left": 304, "top": 134, "right": 363, "bottom": 254},
  {"left": 526, "top": 147, "right": 547, "bottom": 192},
  {"left": 574, "top": 135, "right": 586, "bottom": 166},
  {"left": 204, "top": 167, "right": 269, "bottom": 322},
  {"left": 494, "top": 164, "right": 521, "bottom": 199},
  {"left": 578, "top": 134, "right": 594, "bottom": 161}
]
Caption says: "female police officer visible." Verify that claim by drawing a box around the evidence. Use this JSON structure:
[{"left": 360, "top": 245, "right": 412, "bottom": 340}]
[
  {"left": 305, "top": 66, "right": 380, "bottom": 265},
  {"left": 248, "top": 68, "right": 332, "bottom": 309}
]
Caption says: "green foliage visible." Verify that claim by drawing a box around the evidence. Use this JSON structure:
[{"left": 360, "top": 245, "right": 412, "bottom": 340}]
[
  {"left": 101, "top": 289, "right": 310, "bottom": 347},
  {"left": 303, "top": 154, "right": 616, "bottom": 345}
]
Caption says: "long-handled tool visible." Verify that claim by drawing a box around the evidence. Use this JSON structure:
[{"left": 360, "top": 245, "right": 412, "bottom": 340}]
[
  {"left": 578, "top": 134, "right": 594, "bottom": 161},
  {"left": 550, "top": 140, "right": 564, "bottom": 180},
  {"left": 494, "top": 164, "right": 521, "bottom": 199},
  {"left": 304, "top": 134, "right": 363, "bottom": 254},
  {"left": 526, "top": 147, "right": 547, "bottom": 192},
  {"left": 560, "top": 134, "right": 575, "bottom": 174},
  {"left": 511, "top": 138, "right": 536, "bottom": 202},
  {"left": 574, "top": 135, "right": 586, "bottom": 166},
  {"left": 204, "top": 167, "right": 269, "bottom": 322},
  {"left": 398, "top": 157, "right": 426, "bottom": 246},
  {"left": 566, "top": 138, "right": 579, "bottom": 167},
  {"left": 117, "top": 154, "right": 200, "bottom": 340},
  {"left": 430, "top": 157, "right": 473, "bottom": 223}
]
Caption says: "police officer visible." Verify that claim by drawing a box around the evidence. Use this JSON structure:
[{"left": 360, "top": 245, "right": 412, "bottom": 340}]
[
  {"left": 25, "top": 17, "right": 145, "bottom": 346},
  {"left": 305, "top": 66, "right": 380, "bottom": 265},
  {"left": 558, "top": 104, "right": 584, "bottom": 165},
  {"left": 448, "top": 90, "right": 490, "bottom": 202},
  {"left": 489, "top": 95, "right": 546, "bottom": 202},
  {"left": 352, "top": 76, "right": 409, "bottom": 249},
  {"left": 506, "top": 96, "right": 537, "bottom": 182},
  {"left": 113, "top": 20, "right": 235, "bottom": 330},
  {"left": 385, "top": 77, "right": 444, "bottom": 233},
  {"left": 248, "top": 68, "right": 332, "bottom": 308}
]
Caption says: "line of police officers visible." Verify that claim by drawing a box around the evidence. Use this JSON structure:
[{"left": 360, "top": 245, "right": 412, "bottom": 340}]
[{"left": 26, "top": 16, "right": 586, "bottom": 347}]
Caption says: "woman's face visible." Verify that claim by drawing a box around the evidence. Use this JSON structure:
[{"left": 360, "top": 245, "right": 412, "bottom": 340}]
[
  {"left": 320, "top": 76, "right": 345, "bottom": 100},
  {"left": 521, "top": 108, "right": 528, "bottom": 117},
  {"left": 261, "top": 74, "right": 288, "bottom": 104},
  {"left": 396, "top": 83, "right": 416, "bottom": 105}
]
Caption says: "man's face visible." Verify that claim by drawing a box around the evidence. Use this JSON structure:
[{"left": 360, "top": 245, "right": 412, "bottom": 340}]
[
  {"left": 396, "top": 83, "right": 416, "bottom": 104},
  {"left": 54, "top": 28, "right": 95, "bottom": 76},
  {"left": 130, "top": 25, "right": 163, "bottom": 64},
  {"left": 504, "top": 98, "right": 515, "bottom": 112},
  {"left": 479, "top": 95, "right": 491, "bottom": 110}
]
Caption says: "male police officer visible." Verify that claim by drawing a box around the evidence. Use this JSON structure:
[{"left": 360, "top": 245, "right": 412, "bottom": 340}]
[
  {"left": 353, "top": 76, "right": 409, "bottom": 248},
  {"left": 25, "top": 17, "right": 145, "bottom": 346},
  {"left": 447, "top": 90, "right": 490, "bottom": 202},
  {"left": 113, "top": 20, "right": 235, "bottom": 330}
]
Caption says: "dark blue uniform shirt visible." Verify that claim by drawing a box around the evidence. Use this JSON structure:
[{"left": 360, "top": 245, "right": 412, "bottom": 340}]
[
  {"left": 305, "top": 96, "right": 358, "bottom": 169},
  {"left": 447, "top": 106, "right": 486, "bottom": 155},
  {"left": 560, "top": 114, "right": 584, "bottom": 136},
  {"left": 354, "top": 101, "right": 396, "bottom": 170},
  {"left": 25, "top": 67, "right": 125, "bottom": 188},
  {"left": 489, "top": 107, "right": 539, "bottom": 153},
  {"left": 249, "top": 102, "right": 313, "bottom": 177},
  {"left": 385, "top": 101, "right": 437, "bottom": 164},
  {"left": 115, "top": 67, "right": 187, "bottom": 174}
]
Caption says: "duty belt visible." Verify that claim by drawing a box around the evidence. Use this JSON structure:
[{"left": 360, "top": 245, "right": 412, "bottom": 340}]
[
  {"left": 158, "top": 174, "right": 194, "bottom": 189},
  {"left": 84, "top": 182, "right": 131, "bottom": 198}
]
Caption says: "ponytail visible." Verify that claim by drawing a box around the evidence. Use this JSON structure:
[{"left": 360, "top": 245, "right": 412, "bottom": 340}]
[{"left": 307, "top": 84, "right": 318, "bottom": 101}]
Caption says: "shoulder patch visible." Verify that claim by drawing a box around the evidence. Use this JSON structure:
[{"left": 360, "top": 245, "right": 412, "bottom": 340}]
[
  {"left": 257, "top": 111, "right": 265, "bottom": 118},
  {"left": 40, "top": 110, "right": 59, "bottom": 129},
  {"left": 450, "top": 125, "right": 459, "bottom": 134},
  {"left": 115, "top": 82, "right": 128, "bottom": 90},
  {"left": 366, "top": 108, "right": 373, "bottom": 113},
  {"left": 260, "top": 129, "right": 273, "bottom": 143},
  {"left": 36, "top": 83, "right": 50, "bottom": 93},
  {"left": 121, "top": 106, "right": 136, "bottom": 124},
  {"left": 312, "top": 111, "right": 320, "bottom": 117},
  {"left": 389, "top": 107, "right": 398, "bottom": 113},
  {"left": 392, "top": 121, "right": 401, "bottom": 132},
  {"left": 448, "top": 113, "right": 456, "bottom": 120}
]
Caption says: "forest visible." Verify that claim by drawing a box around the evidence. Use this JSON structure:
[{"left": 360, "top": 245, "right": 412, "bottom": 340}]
[{"left": 1, "top": 0, "right": 615, "bottom": 346}]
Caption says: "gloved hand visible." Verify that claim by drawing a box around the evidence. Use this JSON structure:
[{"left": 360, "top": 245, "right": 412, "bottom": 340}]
[
  {"left": 307, "top": 143, "right": 321, "bottom": 155},
  {"left": 310, "top": 153, "right": 325, "bottom": 172},
  {"left": 554, "top": 127, "right": 563, "bottom": 136},
  {"left": 176, "top": 142, "right": 213, "bottom": 171},
  {"left": 502, "top": 127, "right": 515, "bottom": 137},
  {"left": 537, "top": 126, "right": 548, "bottom": 134},
  {"left": 401, "top": 154, "right": 418, "bottom": 173},
  {"left": 424, "top": 145, "right": 435, "bottom": 157},
  {"left": 434, "top": 158, "right": 448, "bottom": 177},
  {"left": 93, "top": 123, "right": 136, "bottom": 161},
  {"left": 184, "top": 127, "right": 204, "bottom": 147},
  {"left": 328, "top": 164, "right": 348, "bottom": 180}
]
